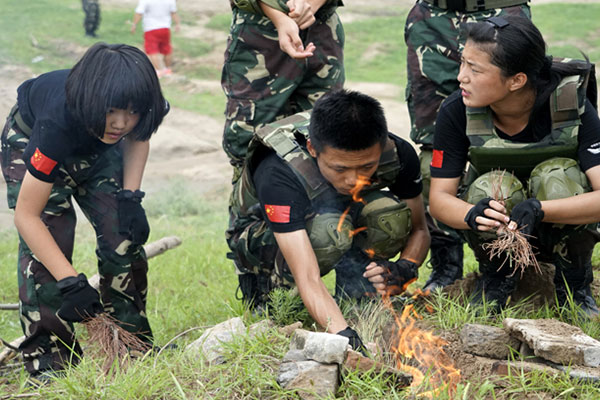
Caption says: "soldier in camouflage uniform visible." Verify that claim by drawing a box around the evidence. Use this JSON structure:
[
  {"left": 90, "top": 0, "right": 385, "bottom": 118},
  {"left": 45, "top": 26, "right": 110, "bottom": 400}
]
[
  {"left": 404, "top": 0, "right": 530, "bottom": 292},
  {"left": 223, "top": 0, "right": 344, "bottom": 179},
  {"left": 0, "top": 43, "right": 167, "bottom": 381},
  {"left": 429, "top": 16, "right": 600, "bottom": 316},
  {"left": 228, "top": 90, "right": 430, "bottom": 351},
  {"left": 82, "top": 0, "right": 100, "bottom": 37}
]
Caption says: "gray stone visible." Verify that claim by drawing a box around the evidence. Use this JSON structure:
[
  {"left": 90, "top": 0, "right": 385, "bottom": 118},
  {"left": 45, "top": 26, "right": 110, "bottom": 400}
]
[
  {"left": 504, "top": 318, "right": 600, "bottom": 367},
  {"left": 491, "top": 360, "right": 559, "bottom": 377},
  {"left": 553, "top": 364, "right": 600, "bottom": 384},
  {"left": 283, "top": 349, "right": 308, "bottom": 363},
  {"left": 302, "top": 332, "right": 349, "bottom": 364},
  {"left": 290, "top": 329, "right": 311, "bottom": 350},
  {"left": 185, "top": 317, "right": 245, "bottom": 364},
  {"left": 248, "top": 319, "right": 274, "bottom": 337},
  {"left": 279, "top": 321, "right": 303, "bottom": 337},
  {"left": 460, "top": 323, "right": 521, "bottom": 359},
  {"left": 278, "top": 360, "right": 339, "bottom": 399}
]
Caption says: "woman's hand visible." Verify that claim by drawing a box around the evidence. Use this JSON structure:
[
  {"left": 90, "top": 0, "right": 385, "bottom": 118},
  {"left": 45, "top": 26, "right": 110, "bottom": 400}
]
[{"left": 464, "top": 197, "right": 510, "bottom": 231}]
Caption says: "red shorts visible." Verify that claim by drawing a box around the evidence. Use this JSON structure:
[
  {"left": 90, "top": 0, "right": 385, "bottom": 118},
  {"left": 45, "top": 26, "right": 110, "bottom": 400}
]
[{"left": 144, "top": 28, "right": 172, "bottom": 55}]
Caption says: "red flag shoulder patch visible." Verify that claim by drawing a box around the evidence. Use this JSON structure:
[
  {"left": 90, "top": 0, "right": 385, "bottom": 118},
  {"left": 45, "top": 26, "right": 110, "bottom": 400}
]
[
  {"left": 431, "top": 149, "right": 444, "bottom": 168},
  {"left": 265, "top": 204, "right": 290, "bottom": 223},
  {"left": 30, "top": 147, "right": 57, "bottom": 175}
]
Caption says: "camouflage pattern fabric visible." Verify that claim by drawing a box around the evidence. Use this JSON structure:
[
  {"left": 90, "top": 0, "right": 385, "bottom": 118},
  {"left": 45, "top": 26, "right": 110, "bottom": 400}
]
[
  {"left": 405, "top": 1, "right": 531, "bottom": 146},
  {"left": 82, "top": 0, "right": 100, "bottom": 36},
  {"left": 462, "top": 161, "right": 599, "bottom": 295},
  {"left": 0, "top": 110, "right": 152, "bottom": 375},
  {"left": 221, "top": 8, "right": 345, "bottom": 172}
]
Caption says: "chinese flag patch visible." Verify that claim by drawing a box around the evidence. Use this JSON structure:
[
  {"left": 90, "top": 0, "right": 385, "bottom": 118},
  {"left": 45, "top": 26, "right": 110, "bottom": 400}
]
[
  {"left": 30, "top": 147, "right": 57, "bottom": 175},
  {"left": 265, "top": 204, "right": 290, "bottom": 223},
  {"left": 431, "top": 149, "right": 444, "bottom": 168}
]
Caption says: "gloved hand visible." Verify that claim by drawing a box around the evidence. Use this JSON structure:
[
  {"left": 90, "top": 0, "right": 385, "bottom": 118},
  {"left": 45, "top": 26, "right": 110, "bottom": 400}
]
[
  {"left": 56, "top": 273, "right": 104, "bottom": 322},
  {"left": 116, "top": 189, "right": 149, "bottom": 245},
  {"left": 464, "top": 197, "right": 492, "bottom": 231},
  {"left": 510, "top": 198, "right": 544, "bottom": 236},
  {"left": 379, "top": 259, "right": 418, "bottom": 295},
  {"left": 336, "top": 326, "right": 367, "bottom": 356}
]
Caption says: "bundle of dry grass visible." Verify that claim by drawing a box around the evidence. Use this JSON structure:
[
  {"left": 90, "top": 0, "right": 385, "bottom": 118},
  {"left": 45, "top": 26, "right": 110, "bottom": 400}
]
[
  {"left": 84, "top": 314, "right": 151, "bottom": 375},
  {"left": 482, "top": 170, "right": 541, "bottom": 277}
]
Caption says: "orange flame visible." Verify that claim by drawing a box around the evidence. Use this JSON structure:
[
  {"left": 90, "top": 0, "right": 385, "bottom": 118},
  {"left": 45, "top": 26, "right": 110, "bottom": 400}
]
[
  {"left": 364, "top": 248, "right": 375, "bottom": 258},
  {"left": 349, "top": 226, "right": 367, "bottom": 238},
  {"left": 336, "top": 206, "right": 351, "bottom": 232},
  {"left": 382, "top": 292, "right": 460, "bottom": 397},
  {"left": 349, "top": 176, "right": 371, "bottom": 204}
]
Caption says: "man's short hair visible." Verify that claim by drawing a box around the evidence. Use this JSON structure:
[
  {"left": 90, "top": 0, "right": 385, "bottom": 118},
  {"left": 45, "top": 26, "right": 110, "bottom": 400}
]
[
  {"left": 309, "top": 89, "right": 388, "bottom": 153},
  {"left": 66, "top": 43, "right": 167, "bottom": 141}
]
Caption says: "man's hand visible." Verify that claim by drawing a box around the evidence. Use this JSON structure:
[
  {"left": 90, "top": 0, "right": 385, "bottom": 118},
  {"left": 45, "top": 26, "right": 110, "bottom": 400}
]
[
  {"left": 275, "top": 15, "right": 316, "bottom": 59},
  {"left": 509, "top": 198, "right": 544, "bottom": 236},
  {"left": 337, "top": 326, "right": 367, "bottom": 355},
  {"left": 464, "top": 197, "right": 509, "bottom": 232},
  {"left": 364, "top": 259, "right": 418, "bottom": 296},
  {"left": 287, "top": 0, "right": 316, "bottom": 29},
  {"left": 57, "top": 273, "right": 104, "bottom": 322},
  {"left": 117, "top": 190, "right": 150, "bottom": 245}
]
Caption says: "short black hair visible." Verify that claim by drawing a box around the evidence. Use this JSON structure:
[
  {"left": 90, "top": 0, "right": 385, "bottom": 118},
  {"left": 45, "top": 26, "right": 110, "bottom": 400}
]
[
  {"left": 309, "top": 89, "right": 388, "bottom": 153},
  {"left": 65, "top": 43, "right": 166, "bottom": 141}
]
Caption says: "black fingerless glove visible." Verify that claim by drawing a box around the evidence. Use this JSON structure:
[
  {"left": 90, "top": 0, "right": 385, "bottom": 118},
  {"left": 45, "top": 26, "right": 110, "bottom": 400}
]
[
  {"left": 510, "top": 198, "right": 544, "bottom": 236},
  {"left": 380, "top": 259, "right": 418, "bottom": 295},
  {"left": 464, "top": 197, "right": 492, "bottom": 231},
  {"left": 337, "top": 326, "right": 367, "bottom": 356},
  {"left": 56, "top": 273, "right": 104, "bottom": 322},
  {"left": 117, "top": 189, "right": 149, "bottom": 245}
]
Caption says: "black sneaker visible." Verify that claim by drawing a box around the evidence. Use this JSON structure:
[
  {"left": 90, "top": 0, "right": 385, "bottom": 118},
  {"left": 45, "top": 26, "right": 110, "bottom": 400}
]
[{"left": 423, "top": 244, "right": 464, "bottom": 293}]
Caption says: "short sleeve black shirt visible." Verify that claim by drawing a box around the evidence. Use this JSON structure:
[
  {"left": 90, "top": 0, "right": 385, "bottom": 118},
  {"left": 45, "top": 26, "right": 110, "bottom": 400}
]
[
  {"left": 431, "top": 90, "right": 600, "bottom": 178},
  {"left": 253, "top": 134, "right": 423, "bottom": 233},
  {"left": 17, "top": 69, "right": 110, "bottom": 183}
]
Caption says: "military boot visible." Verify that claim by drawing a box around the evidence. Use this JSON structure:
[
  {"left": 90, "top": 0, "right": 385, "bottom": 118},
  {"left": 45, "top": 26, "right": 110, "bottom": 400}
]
[
  {"left": 470, "top": 264, "right": 519, "bottom": 314},
  {"left": 555, "top": 274, "right": 599, "bottom": 318},
  {"left": 423, "top": 242, "right": 464, "bottom": 293},
  {"left": 237, "top": 273, "right": 271, "bottom": 312}
]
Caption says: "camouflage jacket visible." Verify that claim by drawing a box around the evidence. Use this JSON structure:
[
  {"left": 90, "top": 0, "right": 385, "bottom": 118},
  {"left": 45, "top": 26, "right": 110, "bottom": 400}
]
[
  {"left": 466, "top": 58, "right": 594, "bottom": 179},
  {"left": 232, "top": 112, "right": 401, "bottom": 218},
  {"left": 230, "top": 0, "right": 343, "bottom": 17}
]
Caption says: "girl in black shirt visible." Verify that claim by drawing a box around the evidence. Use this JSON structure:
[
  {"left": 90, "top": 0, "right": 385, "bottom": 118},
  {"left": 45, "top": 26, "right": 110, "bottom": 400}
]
[{"left": 0, "top": 43, "right": 167, "bottom": 380}]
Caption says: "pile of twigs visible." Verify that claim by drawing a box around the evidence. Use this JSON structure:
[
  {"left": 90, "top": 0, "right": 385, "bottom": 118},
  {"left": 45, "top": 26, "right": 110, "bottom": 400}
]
[
  {"left": 84, "top": 314, "right": 151, "bottom": 375},
  {"left": 481, "top": 170, "right": 541, "bottom": 277}
]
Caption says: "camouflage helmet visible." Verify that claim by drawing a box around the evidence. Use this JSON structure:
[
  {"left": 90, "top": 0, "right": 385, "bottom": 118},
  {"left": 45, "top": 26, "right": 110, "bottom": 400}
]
[
  {"left": 529, "top": 157, "right": 590, "bottom": 201},
  {"left": 464, "top": 170, "right": 526, "bottom": 213},
  {"left": 305, "top": 212, "right": 353, "bottom": 275},
  {"left": 354, "top": 191, "right": 411, "bottom": 259}
]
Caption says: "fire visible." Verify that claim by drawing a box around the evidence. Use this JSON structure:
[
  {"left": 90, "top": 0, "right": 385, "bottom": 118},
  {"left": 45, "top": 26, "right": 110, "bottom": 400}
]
[
  {"left": 383, "top": 291, "right": 460, "bottom": 397},
  {"left": 349, "top": 175, "right": 370, "bottom": 204}
]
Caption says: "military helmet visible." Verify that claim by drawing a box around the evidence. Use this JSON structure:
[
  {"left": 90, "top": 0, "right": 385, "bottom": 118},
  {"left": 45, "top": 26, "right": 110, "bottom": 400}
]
[
  {"left": 464, "top": 170, "right": 526, "bottom": 213},
  {"left": 529, "top": 157, "right": 590, "bottom": 201},
  {"left": 354, "top": 191, "right": 411, "bottom": 259},
  {"left": 305, "top": 212, "right": 353, "bottom": 275}
]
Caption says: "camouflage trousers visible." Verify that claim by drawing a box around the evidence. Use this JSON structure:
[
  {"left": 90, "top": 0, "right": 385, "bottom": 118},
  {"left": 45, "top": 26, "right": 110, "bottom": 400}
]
[
  {"left": 0, "top": 108, "right": 152, "bottom": 375},
  {"left": 221, "top": 8, "right": 345, "bottom": 174},
  {"left": 405, "top": 0, "right": 531, "bottom": 146},
  {"left": 82, "top": 0, "right": 100, "bottom": 35}
]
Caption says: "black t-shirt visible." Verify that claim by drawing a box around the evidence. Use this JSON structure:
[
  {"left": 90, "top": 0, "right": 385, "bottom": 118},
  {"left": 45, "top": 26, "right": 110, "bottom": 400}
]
[
  {"left": 253, "top": 134, "right": 423, "bottom": 233},
  {"left": 17, "top": 69, "right": 111, "bottom": 183},
  {"left": 431, "top": 90, "right": 600, "bottom": 178}
]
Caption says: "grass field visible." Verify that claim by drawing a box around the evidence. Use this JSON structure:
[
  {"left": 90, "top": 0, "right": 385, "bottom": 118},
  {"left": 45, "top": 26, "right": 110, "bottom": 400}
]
[{"left": 1, "top": 1, "right": 600, "bottom": 399}]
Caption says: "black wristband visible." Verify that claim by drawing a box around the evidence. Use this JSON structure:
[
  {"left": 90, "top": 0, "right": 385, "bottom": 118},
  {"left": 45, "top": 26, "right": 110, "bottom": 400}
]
[{"left": 116, "top": 189, "right": 145, "bottom": 202}]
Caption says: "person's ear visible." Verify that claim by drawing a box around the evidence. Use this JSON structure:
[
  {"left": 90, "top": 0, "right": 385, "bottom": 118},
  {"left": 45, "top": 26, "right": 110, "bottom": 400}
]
[
  {"left": 508, "top": 72, "right": 528, "bottom": 91},
  {"left": 307, "top": 139, "right": 318, "bottom": 158}
]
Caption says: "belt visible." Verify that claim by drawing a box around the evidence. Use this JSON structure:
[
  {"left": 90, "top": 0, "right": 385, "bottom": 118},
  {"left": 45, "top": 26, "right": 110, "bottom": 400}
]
[
  {"left": 422, "top": 0, "right": 528, "bottom": 12},
  {"left": 9, "top": 104, "right": 32, "bottom": 137}
]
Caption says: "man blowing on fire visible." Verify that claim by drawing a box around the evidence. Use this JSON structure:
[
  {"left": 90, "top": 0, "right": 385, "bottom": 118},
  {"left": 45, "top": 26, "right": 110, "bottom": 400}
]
[{"left": 226, "top": 89, "right": 430, "bottom": 350}]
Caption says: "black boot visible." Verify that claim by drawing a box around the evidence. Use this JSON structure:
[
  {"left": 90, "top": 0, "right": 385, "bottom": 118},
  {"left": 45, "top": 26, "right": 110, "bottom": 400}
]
[
  {"left": 423, "top": 242, "right": 464, "bottom": 292},
  {"left": 470, "top": 266, "right": 519, "bottom": 314},
  {"left": 237, "top": 273, "right": 271, "bottom": 312},
  {"left": 555, "top": 278, "right": 599, "bottom": 318}
]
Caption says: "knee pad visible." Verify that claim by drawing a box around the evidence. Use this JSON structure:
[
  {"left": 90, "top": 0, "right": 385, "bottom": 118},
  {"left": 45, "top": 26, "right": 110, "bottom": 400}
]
[
  {"left": 419, "top": 150, "right": 432, "bottom": 203},
  {"left": 354, "top": 191, "right": 411, "bottom": 259},
  {"left": 464, "top": 170, "right": 526, "bottom": 213},
  {"left": 306, "top": 212, "right": 353, "bottom": 275},
  {"left": 528, "top": 157, "right": 590, "bottom": 201}
]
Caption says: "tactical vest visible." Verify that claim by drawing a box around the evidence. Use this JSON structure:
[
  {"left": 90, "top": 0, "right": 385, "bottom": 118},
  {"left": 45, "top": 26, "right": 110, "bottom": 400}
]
[
  {"left": 233, "top": 112, "right": 402, "bottom": 219},
  {"left": 466, "top": 58, "right": 593, "bottom": 180}
]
